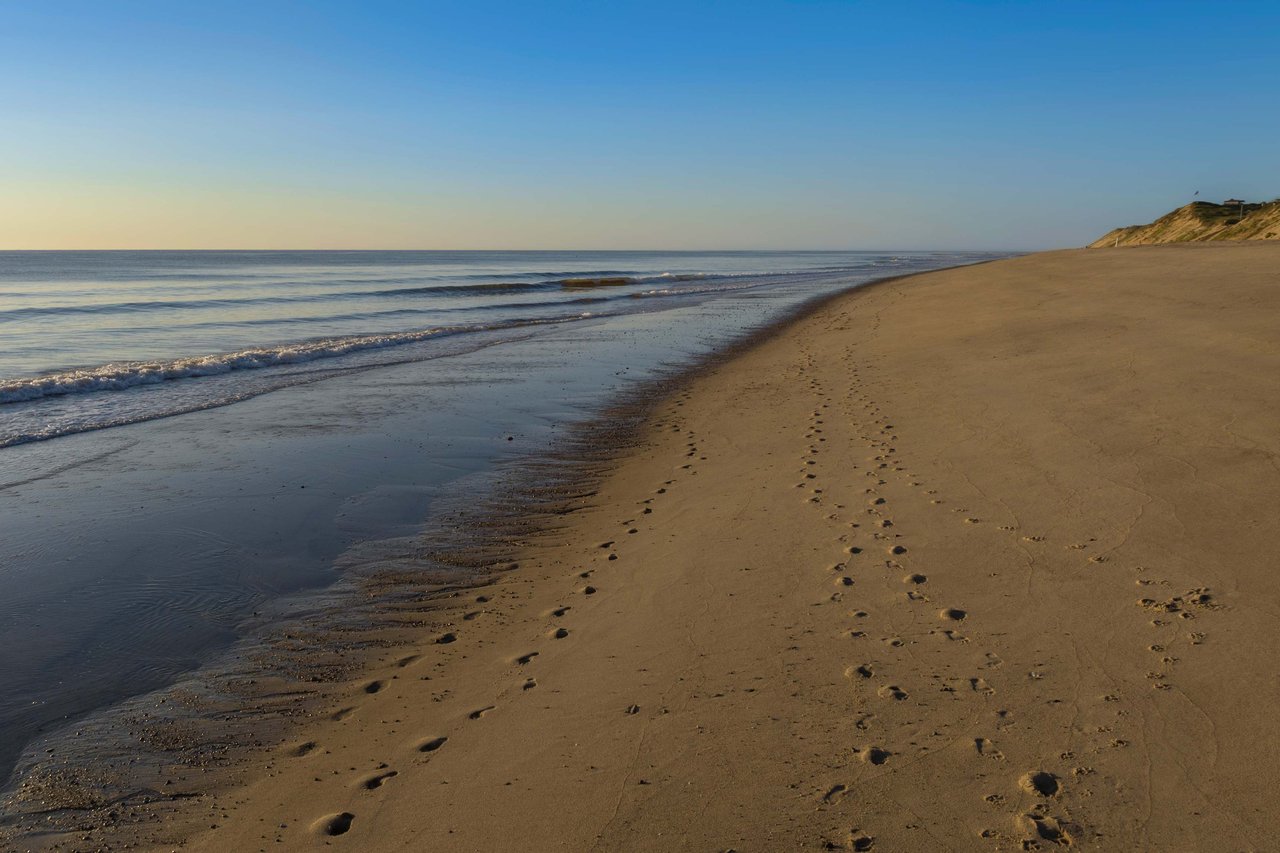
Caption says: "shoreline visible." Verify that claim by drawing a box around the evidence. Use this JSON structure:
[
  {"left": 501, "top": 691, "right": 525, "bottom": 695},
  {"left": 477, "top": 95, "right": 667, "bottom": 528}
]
[
  {"left": 15, "top": 243, "right": 1280, "bottom": 850},
  {"left": 1, "top": 258, "right": 997, "bottom": 848}
]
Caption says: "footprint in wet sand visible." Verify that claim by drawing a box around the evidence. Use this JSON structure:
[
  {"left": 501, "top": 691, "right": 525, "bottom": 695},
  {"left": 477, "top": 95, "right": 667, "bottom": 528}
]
[{"left": 288, "top": 740, "right": 318, "bottom": 758}]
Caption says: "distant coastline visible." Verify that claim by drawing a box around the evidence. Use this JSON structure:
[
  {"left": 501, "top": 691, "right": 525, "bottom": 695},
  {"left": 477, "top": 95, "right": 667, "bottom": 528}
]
[{"left": 1091, "top": 199, "right": 1280, "bottom": 246}]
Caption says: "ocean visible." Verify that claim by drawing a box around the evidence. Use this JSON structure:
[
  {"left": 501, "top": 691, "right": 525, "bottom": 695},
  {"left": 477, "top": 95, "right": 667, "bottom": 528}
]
[{"left": 0, "top": 250, "right": 1010, "bottom": 806}]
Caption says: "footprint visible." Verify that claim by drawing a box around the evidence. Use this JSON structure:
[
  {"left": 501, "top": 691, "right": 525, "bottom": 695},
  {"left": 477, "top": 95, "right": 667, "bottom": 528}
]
[
  {"left": 552, "top": 606, "right": 571, "bottom": 618},
  {"left": 332, "top": 707, "right": 356, "bottom": 721},
  {"left": 1018, "top": 771, "right": 1060, "bottom": 797},
  {"left": 822, "top": 783, "right": 848, "bottom": 804},
  {"left": 311, "top": 812, "right": 355, "bottom": 837},
  {"left": 417, "top": 736, "right": 448, "bottom": 753},
  {"left": 552, "top": 627, "right": 570, "bottom": 639},
  {"left": 876, "top": 685, "right": 908, "bottom": 701},
  {"left": 436, "top": 632, "right": 458, "bottom": 645},
  {"left": 523, "top": 678, "right": 537, "bottom": 690},
  {"left": 395, "top": 655, "right": 421, "bottom": 668},
  {"left": 939, "top": 608, "right": 967, "bottom": 621},
  {"left": 516, "top": 651, "right": 539, "bottom": 665},
  {"left": 362, "top": 770, "right": 398, "bottom": 790},
  {"left": 364, "top": 680, "right": 385, "bottom": 694},
  {"left": 858, "top": 746, "right": 891, "bottom": 765},
  {"left": 1017, "top": 813, "right": 1075, "bottom": 846},
  {"left": 904, "top": 574, "right": 927, "bottom": 584},
  {"left": 288, "top": 740, "right": 318, "bottom": 758},
  {"left": 469, "top": 706, "right": 495, "bottom": 720},
  {"left": 975, "top": 738, "right": 1004, "bottom": 759},
  {"left": 970, "top": 677, "right": 995, "bottom": 695}
]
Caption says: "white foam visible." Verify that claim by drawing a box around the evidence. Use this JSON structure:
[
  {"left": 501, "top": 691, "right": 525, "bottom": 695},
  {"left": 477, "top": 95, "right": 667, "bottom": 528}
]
[{"left": 0, "top": 327, "right": 465, "bottom": 404}]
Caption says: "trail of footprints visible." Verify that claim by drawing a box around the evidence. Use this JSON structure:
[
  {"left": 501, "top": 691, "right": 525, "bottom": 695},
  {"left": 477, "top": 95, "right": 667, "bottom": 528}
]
[
  {"left": 793, "top": 341, "right": 1094, "bottom": 850},
  {"left": 272, "top": 390, "right": 714, "bottom": 843},
  {"left": 794, "top": 332, "right": 1229, "bottom": 850},
  {"left": 277, "top": 342, "right": 1222, "bottom": 849}
]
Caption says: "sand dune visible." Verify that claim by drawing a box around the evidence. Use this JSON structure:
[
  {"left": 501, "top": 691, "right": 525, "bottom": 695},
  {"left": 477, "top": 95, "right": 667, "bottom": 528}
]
[{"left": 157, "top": 243, "right": 1280, "bottom": 851}]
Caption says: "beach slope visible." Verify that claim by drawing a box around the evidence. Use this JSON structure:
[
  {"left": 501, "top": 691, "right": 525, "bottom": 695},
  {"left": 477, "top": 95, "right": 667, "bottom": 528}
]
[{"left": 178, "top": 243, "right": 1280, "bottom": 851}]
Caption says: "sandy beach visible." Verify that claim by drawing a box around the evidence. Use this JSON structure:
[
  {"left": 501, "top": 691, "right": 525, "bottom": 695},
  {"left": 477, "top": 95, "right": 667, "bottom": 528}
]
[{"left": 147, "top": 244, "right": 1280, "bottom": 851}]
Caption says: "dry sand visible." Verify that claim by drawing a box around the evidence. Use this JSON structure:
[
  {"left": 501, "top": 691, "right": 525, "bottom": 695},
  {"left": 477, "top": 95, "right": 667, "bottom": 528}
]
[{"left": 174, "top": 243, "right": 1280, "bottom": 851}]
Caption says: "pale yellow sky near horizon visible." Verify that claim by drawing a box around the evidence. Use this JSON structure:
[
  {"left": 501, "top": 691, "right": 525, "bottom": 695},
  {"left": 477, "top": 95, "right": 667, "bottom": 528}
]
[{"left": 1, "top": 181, "right": 1020, "bottom": 251}]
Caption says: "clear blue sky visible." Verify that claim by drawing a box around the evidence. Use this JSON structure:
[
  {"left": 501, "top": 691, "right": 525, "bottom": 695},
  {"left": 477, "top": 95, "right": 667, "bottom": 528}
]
[{"left": 2, "top": 1, "right": 1276, "bottom": 249}]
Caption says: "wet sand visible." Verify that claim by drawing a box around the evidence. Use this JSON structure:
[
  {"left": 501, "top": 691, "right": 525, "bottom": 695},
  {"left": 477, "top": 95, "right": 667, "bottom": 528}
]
[{"left": 166, "top": 244, "right": 1280, "bottom": 850}]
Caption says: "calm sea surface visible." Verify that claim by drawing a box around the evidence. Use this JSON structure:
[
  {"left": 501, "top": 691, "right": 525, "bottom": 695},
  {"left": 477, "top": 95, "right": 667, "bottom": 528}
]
[{"left": 0, "top": 250, "right": 1011, "bottom": 794}]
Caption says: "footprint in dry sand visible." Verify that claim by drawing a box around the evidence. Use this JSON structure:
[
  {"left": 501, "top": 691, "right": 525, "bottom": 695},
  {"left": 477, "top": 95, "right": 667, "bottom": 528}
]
[
  {"left": 312, "top": 812, "right": 355, "bottom": 837},
  {"left": 361, "top": 770, "right": 397, "bottom": 790},
  {"left": 469, "top": 706, "right": 495, "bottom": 720},
  {"left": 417, "top": 736, "right": 448, "bottom": 753},
  {"left": 1018, "top": 771, "right": 1060, "bottom": 797},
  {"left": 876, "top": 685, "right": 908, "bottom": 701},
  {"left": 974, "top": 737, "right": 1004, "bottom": 759},
  {"left": 858, "top": 746, "right": 891, "bottom": 765}
]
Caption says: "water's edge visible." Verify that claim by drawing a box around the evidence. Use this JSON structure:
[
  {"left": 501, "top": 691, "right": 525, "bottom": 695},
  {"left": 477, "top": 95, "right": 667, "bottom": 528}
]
[{"left": 0, "top": 260, "right": 993, "bottom": 848}]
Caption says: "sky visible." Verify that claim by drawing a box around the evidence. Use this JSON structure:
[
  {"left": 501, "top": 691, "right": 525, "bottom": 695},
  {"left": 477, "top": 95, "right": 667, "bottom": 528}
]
[{"left": 1, "top": 1, "right": 1277, "bottom": 250}]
